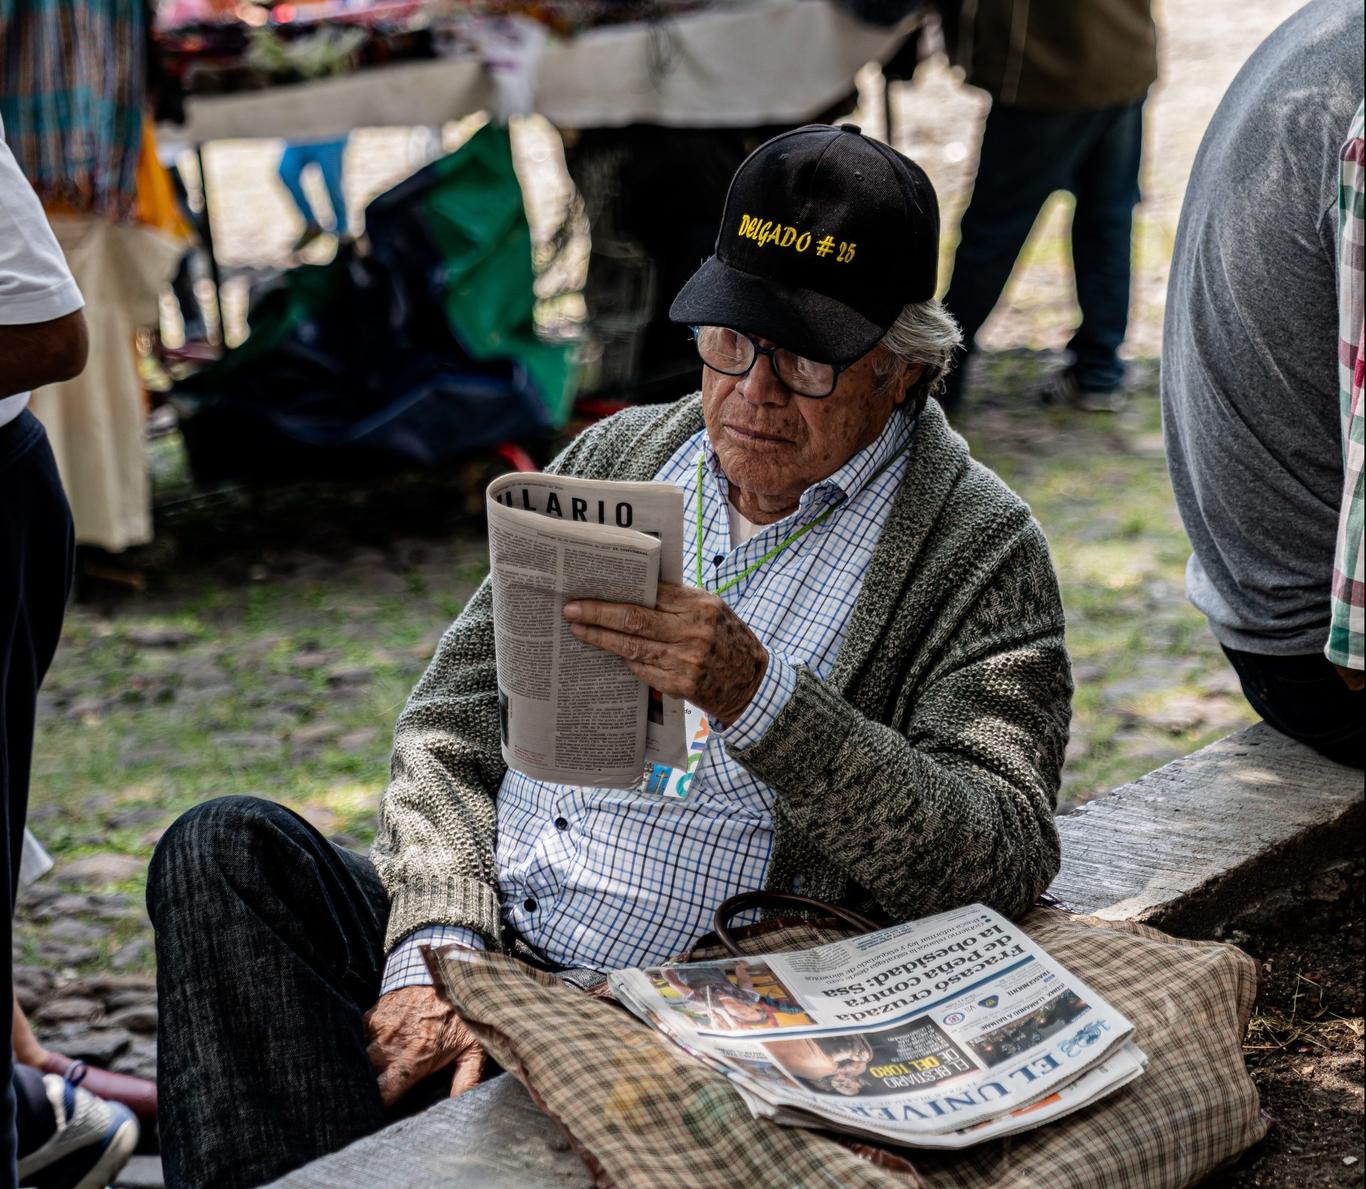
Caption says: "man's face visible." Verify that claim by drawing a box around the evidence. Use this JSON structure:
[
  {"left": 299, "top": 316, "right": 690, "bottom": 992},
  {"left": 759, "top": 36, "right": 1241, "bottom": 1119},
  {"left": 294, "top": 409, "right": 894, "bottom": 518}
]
[{"left": 701, "top": 334, "right": 907, "bottom": 514}]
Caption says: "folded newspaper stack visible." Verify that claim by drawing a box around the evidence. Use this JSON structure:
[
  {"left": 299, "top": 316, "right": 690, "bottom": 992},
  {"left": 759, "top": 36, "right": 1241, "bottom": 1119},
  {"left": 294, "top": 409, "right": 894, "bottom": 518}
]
[{"left": 609, "top": 903, "right": 1147, "bottom": 1150}]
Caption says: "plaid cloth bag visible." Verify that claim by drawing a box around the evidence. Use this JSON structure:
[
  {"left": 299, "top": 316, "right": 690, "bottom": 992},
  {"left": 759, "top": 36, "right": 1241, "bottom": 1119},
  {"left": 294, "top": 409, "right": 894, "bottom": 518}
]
[{"left": 430, "top": 907, "right": 1266, "bottom": 1188}]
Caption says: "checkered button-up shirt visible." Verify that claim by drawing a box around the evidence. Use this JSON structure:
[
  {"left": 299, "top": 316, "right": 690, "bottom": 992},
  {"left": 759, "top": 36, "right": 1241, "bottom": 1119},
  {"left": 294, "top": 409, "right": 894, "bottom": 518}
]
[
  {"left": 381, "top": 407, "right": 916, "bottom": 992},
  {"left": 1328, "top": 102, "right": 1365, "bottom": 671}
]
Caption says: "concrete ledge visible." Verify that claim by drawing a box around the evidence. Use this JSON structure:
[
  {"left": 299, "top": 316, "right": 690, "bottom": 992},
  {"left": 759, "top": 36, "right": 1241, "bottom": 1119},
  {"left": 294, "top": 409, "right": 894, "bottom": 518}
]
[
  {"left": 1049, "top": 722, "right": 1363, "bottom": 935},
  {"left": 266, "top": 1073, "right": 591, "bottom": 1187},
  {"left": 274, "top": 722, "right": 1362, "bottom": 1186}
]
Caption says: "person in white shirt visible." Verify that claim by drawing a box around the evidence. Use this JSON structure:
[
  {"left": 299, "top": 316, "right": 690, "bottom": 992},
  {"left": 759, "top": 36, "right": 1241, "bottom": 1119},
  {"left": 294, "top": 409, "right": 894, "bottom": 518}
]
[
  {"left": 1, "top": 115, "right": 140, "bottom": 1189},
  {"left": 0, "top": 144, "right": 86, "bottom": 414}
]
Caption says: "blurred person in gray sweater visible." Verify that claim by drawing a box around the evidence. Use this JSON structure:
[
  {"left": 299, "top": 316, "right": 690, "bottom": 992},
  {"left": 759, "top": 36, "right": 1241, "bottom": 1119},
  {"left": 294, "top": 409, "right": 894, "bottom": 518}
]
[{"left": 1162, "top": 0, "right": 1364, "bottom": 767}]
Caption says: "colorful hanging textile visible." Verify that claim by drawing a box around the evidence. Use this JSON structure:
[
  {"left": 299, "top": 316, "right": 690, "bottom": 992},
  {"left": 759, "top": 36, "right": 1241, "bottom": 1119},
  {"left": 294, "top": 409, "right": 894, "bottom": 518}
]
[{"left": 0, "top": 0, "right": 148, "bottom": 219}]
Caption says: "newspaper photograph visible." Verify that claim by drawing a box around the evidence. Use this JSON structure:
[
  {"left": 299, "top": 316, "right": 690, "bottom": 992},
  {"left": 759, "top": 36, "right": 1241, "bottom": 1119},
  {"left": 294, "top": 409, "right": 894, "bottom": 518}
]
[
  {"left": 487, "top": 471, "right": 687, "bottom": 787},
  {"left": 642, "top": 959, "right": 816, "bottom": 1031},
  {"left": 610, "top": 903, "right": 1144, "bottom": 1146}
]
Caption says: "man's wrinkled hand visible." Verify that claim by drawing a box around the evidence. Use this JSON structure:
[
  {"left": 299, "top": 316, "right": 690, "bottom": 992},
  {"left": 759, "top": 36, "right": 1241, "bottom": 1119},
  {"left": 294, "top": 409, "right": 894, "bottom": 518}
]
[
  {"left": 563, "top": 581, "right": 768, "bottom": 725},
  {"left": 363, "top": 985, "right": 486, "bottom": 1107},
  {"left": 1333, "top": 663, "right": 1365, "bottom": 691}
]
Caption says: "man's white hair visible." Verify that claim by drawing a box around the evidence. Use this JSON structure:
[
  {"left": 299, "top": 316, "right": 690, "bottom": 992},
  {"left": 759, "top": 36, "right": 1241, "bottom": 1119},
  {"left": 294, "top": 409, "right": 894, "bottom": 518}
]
[{"left": 870, "top": 298, "right": 964, "bottom": 409}]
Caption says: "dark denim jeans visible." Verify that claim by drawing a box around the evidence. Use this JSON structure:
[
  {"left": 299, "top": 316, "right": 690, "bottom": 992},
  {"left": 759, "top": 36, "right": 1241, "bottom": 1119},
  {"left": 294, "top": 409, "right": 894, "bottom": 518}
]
[
  {"left": 147, "top": 797, "right": 393, "bottom": 1189},
  {"left": 1221, "top": 647, "right": 1364, "bottom": 768},
  {"left": 942, "top": 99, "right": 1145, "bottom": 403},
  {"left": 3, "top": 412, "right": 75, "bottom": 1181}
]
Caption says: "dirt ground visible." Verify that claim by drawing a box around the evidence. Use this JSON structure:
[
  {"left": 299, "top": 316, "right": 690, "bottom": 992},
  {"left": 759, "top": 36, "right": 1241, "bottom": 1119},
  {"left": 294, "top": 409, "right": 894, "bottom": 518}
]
[{"left": 1209, "top": 859, "right": 1366, "bottom": 1188}]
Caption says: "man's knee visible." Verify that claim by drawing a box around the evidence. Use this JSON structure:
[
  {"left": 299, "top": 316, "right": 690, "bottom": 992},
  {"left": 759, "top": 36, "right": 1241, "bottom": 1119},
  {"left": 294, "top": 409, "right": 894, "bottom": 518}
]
[{"left": 147, "top": 795, "right": 300, "bottom": 919}]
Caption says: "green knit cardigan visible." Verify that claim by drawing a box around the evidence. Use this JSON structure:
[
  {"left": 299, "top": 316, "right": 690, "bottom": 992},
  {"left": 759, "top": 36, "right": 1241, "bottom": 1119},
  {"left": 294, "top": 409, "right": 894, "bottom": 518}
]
[{"left": 372, "top": 397, "right": 1072, "bottom": 952}]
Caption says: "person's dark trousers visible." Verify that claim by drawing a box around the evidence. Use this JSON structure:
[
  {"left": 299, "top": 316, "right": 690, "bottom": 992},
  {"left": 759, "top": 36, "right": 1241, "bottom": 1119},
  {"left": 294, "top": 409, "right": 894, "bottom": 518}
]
[
  {"left": 1221, "top": 646, "right": 1365, "bottom": 768},
  {"left": 167, "top": 162, "right": 208, "bottom": 341},
  {"left": 1, "top": 411, "right": 75, "bottom": 1186},
  {"left": 147, "top": 796, "right": 393, "bottom": 1189},
  {"left": 941, "top": 98, "right": 1145, "bottom": 407}
]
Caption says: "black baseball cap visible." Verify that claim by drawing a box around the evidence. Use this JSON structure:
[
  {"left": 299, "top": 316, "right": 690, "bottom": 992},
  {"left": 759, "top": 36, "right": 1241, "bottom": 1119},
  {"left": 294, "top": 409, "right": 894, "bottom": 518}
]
[{"left": 670, "top": 123, "right": 940, "bottom": 366}]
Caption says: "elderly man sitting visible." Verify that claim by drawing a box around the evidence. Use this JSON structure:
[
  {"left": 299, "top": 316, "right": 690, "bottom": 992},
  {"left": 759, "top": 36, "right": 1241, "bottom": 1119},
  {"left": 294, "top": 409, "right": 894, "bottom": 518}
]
[{"left": 148, "top": 124, "right": 1072, "bottom": 1188}]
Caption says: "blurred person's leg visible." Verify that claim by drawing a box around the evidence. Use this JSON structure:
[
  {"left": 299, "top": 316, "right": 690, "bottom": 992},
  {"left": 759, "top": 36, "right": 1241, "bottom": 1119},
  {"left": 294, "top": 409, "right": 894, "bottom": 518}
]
[
  {"left": 148, "top": 796, "right": 390, "bottom": 1189},
  {"left": 1220, "top": 647, "right": 1364, "bottom": 767},
  {"left": 168, "top": 256, "right": 204, "bottom": 342},
  {"left": 311, "top": 137, "right": 349, "bottom": 235},
  {"left": 15, "top": 989, "right": 158, "bottom": 1128},
  {"left": 940, "top": 106, "right": 1080, "bottom": 409},
  {"left": 1066, "top": 99, "right": 1145, "bottom": 397},
  {"left": 166, "top": 159, "right": 207, "bottom": 341},
  {"left": 1, "top": 411, "right": 75, "bottom": 1184},
  {"left": 277, "top": 143, "right": 321, "bottom": 230},
  {"left": 15, "top": 1063, "right": 139, "bottom": 1186}
]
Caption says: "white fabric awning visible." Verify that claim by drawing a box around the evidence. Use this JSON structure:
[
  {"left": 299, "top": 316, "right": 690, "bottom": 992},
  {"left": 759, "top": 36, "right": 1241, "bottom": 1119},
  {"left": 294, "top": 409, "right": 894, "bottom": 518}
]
[{"left": 164, "top": 1, "right": 916, "bottom": 142}]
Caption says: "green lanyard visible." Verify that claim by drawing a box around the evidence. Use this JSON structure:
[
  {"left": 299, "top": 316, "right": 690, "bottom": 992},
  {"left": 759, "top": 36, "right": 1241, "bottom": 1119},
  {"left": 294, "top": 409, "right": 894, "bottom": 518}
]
[{"left": 693, "top": 433, "right": 914, "bottom": 595}]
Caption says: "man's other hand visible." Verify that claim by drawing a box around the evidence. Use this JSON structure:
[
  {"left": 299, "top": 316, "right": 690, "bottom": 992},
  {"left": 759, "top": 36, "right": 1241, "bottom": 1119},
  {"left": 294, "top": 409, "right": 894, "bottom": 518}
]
[
  {"left": 1333, "top": 663, "right": 1365, "bottom": 691},
  {"left": 563, "top": 581, "right": 768, "bottom": 725},
  {"left": 363, "top": 985, "right": 485, "bottom": 1107}
]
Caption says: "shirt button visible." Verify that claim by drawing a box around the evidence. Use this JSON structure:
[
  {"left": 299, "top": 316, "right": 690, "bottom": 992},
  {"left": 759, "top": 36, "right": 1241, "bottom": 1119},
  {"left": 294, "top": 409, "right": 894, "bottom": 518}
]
[
  {"left": 524, "top": 897, "right": 538, "bottom": 912},
  {"left": 554, "top": 816, "right": 569, "bottom": 830}
]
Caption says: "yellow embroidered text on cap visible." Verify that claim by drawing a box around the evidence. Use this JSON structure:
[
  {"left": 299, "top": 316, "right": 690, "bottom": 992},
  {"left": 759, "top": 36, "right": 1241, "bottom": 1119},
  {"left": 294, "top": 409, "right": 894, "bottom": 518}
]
[
  {"left": 736, "top": 214, "right": 856, "bottom": 263},
  {"left": 737, "top": 213, "right": 812, "bottom": 253}
]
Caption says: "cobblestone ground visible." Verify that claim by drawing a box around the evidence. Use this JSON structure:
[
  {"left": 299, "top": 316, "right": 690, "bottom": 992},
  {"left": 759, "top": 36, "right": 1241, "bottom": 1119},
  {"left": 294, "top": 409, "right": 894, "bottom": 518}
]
[{"left": 18, "top": 2, "right": 1338, "bottom": 1177}]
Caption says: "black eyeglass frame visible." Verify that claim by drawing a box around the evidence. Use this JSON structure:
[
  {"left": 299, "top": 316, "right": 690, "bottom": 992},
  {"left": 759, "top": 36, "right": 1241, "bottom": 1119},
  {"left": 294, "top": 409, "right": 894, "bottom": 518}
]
[{"left": 689, "top": 325, "right": 852, "bottom": 399}]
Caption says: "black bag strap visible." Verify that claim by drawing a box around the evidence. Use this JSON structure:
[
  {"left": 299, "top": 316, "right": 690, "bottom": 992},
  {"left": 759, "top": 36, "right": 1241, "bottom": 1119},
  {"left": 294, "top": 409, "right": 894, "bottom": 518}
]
[{"left": 709, "top": 891, "right": 882, "bottom": 957}]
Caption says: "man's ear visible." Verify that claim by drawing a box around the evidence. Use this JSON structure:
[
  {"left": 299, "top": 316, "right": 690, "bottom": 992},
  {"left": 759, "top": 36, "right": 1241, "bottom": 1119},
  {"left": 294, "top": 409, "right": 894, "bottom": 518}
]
[{"left": 895, "top": 362, "right": 926, "bottom": 405}]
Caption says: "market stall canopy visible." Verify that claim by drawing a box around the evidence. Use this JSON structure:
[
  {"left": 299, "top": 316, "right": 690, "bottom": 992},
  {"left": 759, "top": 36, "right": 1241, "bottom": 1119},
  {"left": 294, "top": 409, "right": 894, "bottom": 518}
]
[{"left": 162, "top": 0, "right": 919, "bottom": 141}]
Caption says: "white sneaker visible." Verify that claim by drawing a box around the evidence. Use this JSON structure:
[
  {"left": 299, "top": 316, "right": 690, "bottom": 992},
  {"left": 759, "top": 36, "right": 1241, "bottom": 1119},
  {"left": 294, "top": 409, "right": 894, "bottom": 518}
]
[{"left": 18, "top": 1074, "right": 140, "bottom": 1189}]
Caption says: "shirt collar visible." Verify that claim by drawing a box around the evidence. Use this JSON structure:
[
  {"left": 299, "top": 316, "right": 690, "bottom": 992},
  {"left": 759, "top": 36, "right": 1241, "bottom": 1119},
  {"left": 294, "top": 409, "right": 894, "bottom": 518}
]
[{"left": 702, "top": 406, "right": 916, "bottom": 517}]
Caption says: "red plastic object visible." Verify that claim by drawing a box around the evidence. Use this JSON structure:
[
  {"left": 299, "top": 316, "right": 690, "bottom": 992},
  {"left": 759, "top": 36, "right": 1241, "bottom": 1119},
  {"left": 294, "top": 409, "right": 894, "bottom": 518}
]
[{"left": 491, "top": 441, "right": 538, "bottom": 473}]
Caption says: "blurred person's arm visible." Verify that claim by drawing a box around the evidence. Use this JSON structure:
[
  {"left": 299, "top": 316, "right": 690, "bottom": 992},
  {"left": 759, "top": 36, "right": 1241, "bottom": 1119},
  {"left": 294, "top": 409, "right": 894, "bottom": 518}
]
[
  {"left": 1327, "top": 103, "right": 1364, "bottom": 690},
  {"left": 0, "top": 310, "right": 89, "bottom": 398},
  {"left": 0, "top": 117, "right": 85, "bottom": 397},
  {"left": 12, "top": 991, "right": 50, "bottom": 1068}
]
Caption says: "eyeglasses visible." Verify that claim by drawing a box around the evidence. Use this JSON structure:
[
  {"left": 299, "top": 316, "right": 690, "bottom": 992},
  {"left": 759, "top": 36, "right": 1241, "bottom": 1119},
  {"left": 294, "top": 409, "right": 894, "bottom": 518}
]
[{"left": 691, "top": 325, "right": 848, "bottom": 399}]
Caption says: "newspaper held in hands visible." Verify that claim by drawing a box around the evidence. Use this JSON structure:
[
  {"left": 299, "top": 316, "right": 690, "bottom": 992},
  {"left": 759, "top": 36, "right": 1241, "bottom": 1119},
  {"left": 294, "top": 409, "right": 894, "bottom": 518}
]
[
  {"left": 487, "top": 471, "right": 687, "bottom": 788},
  {"left": 608, "top": 903, "right": 1146, "bottom": 1149}
]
